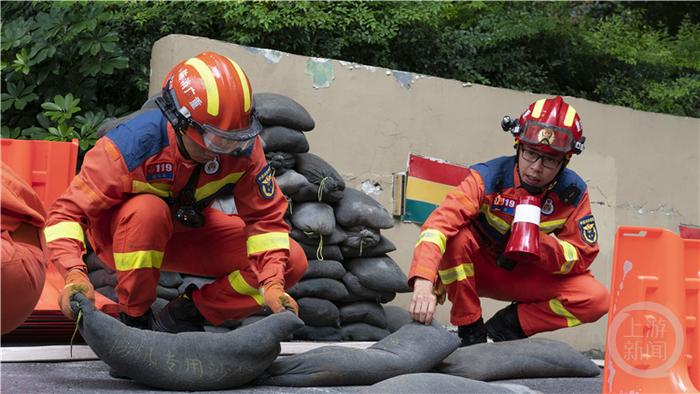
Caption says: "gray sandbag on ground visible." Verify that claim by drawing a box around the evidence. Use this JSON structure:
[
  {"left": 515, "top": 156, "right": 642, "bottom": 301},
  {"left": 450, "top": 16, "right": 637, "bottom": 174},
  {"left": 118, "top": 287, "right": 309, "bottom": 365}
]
[
  {"left": 254, "top": 93, "right": 315, "bottom": 131},
  {"left": 158, "top": 271, "right": 183, "bottom": 288},
  {"left": 291, "top": 225, "right": 347, "bottom": 246},
  {"left": 341, "top": 226, "right": 380, "bottom": 249},
  {"left": 293, "top": 325, "right": 343, "bottom": 341},
  {"left": 178, "top": 276, "right": 215, "bottom": 294},
  {"left": 361, "top": 373, "right": 533, "bottom": 394},
  {"left": 287, "top": 278, "right": 349, "bottom": 302},
  {"left": 88, "top": 269, "right": 117, "bottom": 288},
  {"left": 276, "top": 170, "right": 310, "bottom": 196},
  {"left": 291, "top": 202, "right": 336, "bottom": 236},
  {"left": 301, "top": 259, "right": 346, "bottom": 280},
  {"left": 341, "top": 323, "right": 390, "bottom": 341},
  {"left": 341, "top": 272, "right": 395, "bottom": 303},
  {"left": 384, "top": 306, "right": 414, "bottom": 333},
  {"left": 298, "top": 297, "right": 340, "bottom": 327},
  {"left": 334, "top": 188, "right": 394, "bottom": 229},
  {"left": 156, "top": 285, "right": 179, "bottom": 300},
  {"left": 96, "top": 286, "right": 117, "bottom": 303},
  {"left": 344, "top": 256, "right": 411, "bottom": 293},
  {"left": 265, "top": 151, "right": 295, "bottom": 176},
  {"left": 300, "top": 242, "right": 344, "bottom": 262},
  {"left": 260, "top": 126, "right": 310, "bottom": 153},
  {"left": 339, "top": 302, "right": 387, "bottom": 328},
  {"left": 293, "top": 153, "right": 345, "bottom": 203},
  {"left": 435, "top": 338, "right": 601, "bottom": 381},
  {"left": 71, "top": 293, "right": 303, "bottom": 391},
  {"left": 150, "top": 297, "right": 169, "bottom": 315},
  {"left": 258, "top": 320, "right": 460, "bottom": 386},
  {"left": 341, "top": 235, "right": 396, "bottom": 258}
]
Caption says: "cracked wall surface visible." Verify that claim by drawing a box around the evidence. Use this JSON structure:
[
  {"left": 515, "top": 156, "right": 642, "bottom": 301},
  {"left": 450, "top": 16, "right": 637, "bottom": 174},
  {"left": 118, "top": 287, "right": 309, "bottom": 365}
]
[{"left": 150, "top": 35, "right": 700, "bottom": 352}]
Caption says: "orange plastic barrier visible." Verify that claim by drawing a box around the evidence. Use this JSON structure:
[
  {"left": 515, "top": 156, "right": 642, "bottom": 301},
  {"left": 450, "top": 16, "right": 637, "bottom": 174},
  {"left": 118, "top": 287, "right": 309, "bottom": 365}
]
[
  {"left": 603, "top": 226, "right": 699, "bottom": 393},
  {"left": 1, "top": 138, "right": 79, "bottom": 209}
]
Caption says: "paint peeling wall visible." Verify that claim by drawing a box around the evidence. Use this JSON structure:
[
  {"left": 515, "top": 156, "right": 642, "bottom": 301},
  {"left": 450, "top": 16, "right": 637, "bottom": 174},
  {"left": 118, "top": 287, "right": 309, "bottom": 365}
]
[{"left": 150, "top": 35, "right": 700, "bottom": 352}]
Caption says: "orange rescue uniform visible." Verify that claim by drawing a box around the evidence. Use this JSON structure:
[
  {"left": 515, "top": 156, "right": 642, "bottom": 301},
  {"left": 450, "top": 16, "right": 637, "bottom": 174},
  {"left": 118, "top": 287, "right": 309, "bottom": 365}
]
[
  {"left": 408, "top": 156, "right": 609, "bottom": 335},
  {"left": 44, "top": 111, "right": 307, "bottom": 324},
  {"left": 1, "top": 162, "right": 48, "bottom": 334}
]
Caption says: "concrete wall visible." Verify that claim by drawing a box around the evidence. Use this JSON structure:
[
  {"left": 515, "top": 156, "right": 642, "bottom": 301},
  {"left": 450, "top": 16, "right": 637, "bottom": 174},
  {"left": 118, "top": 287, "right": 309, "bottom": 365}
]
[{"left": 150, "top": 35, "right": 700, "bottom": 351}]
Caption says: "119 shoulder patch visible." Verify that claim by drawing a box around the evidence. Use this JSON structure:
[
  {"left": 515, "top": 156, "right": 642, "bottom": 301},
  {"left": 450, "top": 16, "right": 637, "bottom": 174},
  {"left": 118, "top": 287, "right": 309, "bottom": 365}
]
[
  {"left": 256, "top": 164, "right": 275, "bottom": 199},
  {"left": 578, "top": 215, "right": 598, "bottom": 245}
]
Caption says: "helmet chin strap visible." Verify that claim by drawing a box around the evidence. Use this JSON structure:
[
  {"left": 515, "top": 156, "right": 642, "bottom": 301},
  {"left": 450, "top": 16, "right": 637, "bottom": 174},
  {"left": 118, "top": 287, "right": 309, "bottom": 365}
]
[{"left": 174, "top": 128, "right": 194, "bottom": 162}]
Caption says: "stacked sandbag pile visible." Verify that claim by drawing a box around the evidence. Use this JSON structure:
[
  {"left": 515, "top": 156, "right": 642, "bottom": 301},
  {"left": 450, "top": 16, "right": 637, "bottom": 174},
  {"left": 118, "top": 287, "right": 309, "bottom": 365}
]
[{"left": 255, "top": 93, "right": 410, "bottom": 341}]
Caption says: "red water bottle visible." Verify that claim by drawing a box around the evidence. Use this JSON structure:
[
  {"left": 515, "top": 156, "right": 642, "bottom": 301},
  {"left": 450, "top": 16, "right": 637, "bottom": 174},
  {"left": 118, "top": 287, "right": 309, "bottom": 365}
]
[{"left": 503, "top": 195, "right": 541, "bottom": 264}]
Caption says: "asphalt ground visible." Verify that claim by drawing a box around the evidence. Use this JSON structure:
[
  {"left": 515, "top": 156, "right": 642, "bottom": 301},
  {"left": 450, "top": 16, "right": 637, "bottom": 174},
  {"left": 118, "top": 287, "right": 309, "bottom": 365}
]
[{"left": 1, "top": 359, "right": 604, "bottom": 393}]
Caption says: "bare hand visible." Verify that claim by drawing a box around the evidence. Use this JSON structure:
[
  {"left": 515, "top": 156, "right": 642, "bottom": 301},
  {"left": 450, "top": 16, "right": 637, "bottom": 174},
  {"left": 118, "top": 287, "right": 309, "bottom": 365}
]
[{"left": 409, "top": 278, "right": 437, "bottom": 325}]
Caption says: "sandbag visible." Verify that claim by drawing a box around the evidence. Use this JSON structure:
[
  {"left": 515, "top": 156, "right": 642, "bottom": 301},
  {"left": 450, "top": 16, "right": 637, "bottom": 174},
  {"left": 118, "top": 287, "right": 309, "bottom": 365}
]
[
  {"left": 299, "top": 243, "right": 344, "bottom": 262},
  {"left": 291, "top": 225, "right": 347, "bottom": 246},
  {"left": 96, "top": 286, "right": 117, "bottom": 303},
  {"left": 297, "top": 297, "right": 340, "bottom": 327},
  {"left": 96, "top": 95, "right": 159, "bottom": 138},
  {"left": 341, "top": 323, "right": 390, "bottom": 341},
  {"left": 265, "top": 151, "right": 295, "bottom": 176},
  {"left": 178, "top": 276, "right": 215, "bottom": 294},
  {"left": 301, "top": 259, "right": 346, "bottom": 281},
  {"left": 85, "top": 252, "right": 113, "bottom": 273},
  {"left": 88, "top": 269, "right": 117, "bottom": 289},
  {"left": 293, "top": 325, "right": 343, "bottom": 341},
  {"left": 361, "top": 373, "right": 531, "bottom": 394},
  {"left": 334, "top": 188, "right": 394, "bottom": 229},
  {"left": 158, "top": 271, "right": 183, "bottom": 288},
  {"left": 156, "top": 285, "right": 179, "bottom": 301},
  {"left": 435, "top": 338, "right": 601, "bottom": 381},
  {"left": 384, "top": 305, "right": 415, "bottom": 333},
  {"left": 341, "top": 226, "right": 380, "bottom": 249},
  {"left": 72, "top": 293, "right": 303, "bottom": 390},
  {"left": 339, "top": 302, "right": 387, "bottom": 328},
  {"left": 287, "top": 278, "right": 349, "bottom": 302},
  {"left": 254, "top": 93, "right": 315, "bottom": 131},
  {"left": 344, "top": 256, "right": 411, "bottom": 293},
  {"left": 276, "top": 169, "right": 310, "bottom": 196},
  {"left": 293, "top": 153, "right": 345, "bottom": 203},
  {"left": 341, "top": 235, "right": 396, "bottom": 258},
  {"left": 150, "top": 298, "right": 169, "bottom": 315},
  {"left": 259, "top": 126, "right": 310, "bottom": 153},
  {"left": 341, "top": 272, "right": 395, "bottom": 304},
  {"left": 291, "top": 202, "right": 336, "bottom": 236},
  {"left": 240, "top": 315, "right": 266, "bottom": 326},
  {"left": 258, "top": 320, "right": 460, "bottom": 386}
]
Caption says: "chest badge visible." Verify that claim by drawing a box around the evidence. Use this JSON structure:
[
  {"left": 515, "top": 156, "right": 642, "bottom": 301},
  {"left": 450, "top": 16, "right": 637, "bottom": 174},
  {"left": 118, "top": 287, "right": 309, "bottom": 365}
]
[
  {"left": 146, "top": 162, "right": 174, "bottom": 181},
  {"left": 204, "top": 156, "right": 220, "bottom": 175},
  {"left": 542, "top": 198, "right": 555, "bottom": 215}
]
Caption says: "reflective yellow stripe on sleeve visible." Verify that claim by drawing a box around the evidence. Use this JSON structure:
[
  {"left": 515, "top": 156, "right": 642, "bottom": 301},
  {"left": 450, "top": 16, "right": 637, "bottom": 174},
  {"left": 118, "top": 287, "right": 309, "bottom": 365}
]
[
  {"left": 113, "top": 250, "right": 164, "bottom": 271},
  {"left": 555, "top": 239, "right": 579, "bottom": 274},
  {"left": 227, "top": 270, "right": 264, "bottom": 306},
  {"left": 549, "top": 299, "right": 582, "bottom": 327},
  {"left": 132, "top": 180, "right": 171, "bottom": 198},
  {"left": 416, "top": 229, "right": 447, "bottom": 254},
  {"left": 246, "top": 232, "right": 290, "bottom": 256},
  {"left": 479, "top": 205, "right": 511, "bottom": 235},
  {"left": 44, "top": 222, "right": 86, "bottom": 248},
  {"left": 438, "top": 263, "right": 474, "bottom": 285},
  {"left": 540, "top": 218, "right": 566, "bottom": 234}
]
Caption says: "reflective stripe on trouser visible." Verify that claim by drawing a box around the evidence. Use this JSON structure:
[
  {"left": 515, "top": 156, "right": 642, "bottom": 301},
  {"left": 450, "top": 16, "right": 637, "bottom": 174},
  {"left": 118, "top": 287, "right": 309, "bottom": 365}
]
[
  {"left": 91, "top": 194, "right": 307, "bottom": 324},
  {"left": 439, "top": 226, "right": 609, "bottom": 335}
]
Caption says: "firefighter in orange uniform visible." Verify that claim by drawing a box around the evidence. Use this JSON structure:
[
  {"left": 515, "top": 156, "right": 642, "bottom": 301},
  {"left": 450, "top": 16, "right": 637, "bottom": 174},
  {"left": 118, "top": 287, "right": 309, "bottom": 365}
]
[
  {"left": 45, "top": 52, "right": 307, "bottom": 332},
  {"left": 408, "top": 96, "right": 609, "bottom": 346},
  {"left": 1, "top": 162, "right": 48, "bottom": 334}
]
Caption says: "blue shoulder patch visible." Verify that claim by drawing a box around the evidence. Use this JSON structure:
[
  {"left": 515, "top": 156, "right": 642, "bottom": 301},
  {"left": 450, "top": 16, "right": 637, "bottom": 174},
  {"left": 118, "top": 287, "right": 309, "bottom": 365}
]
[
  {"left": 552, "top": 168, "right": 587, "bottom": 206},
  {"left": 469, "top": 156, "right": 515, "bottom": 194},
  {"left": 106, "top": 110, "right": 170, "bottom": 171},
  {"left": 256, "top": 164, "right": 275, "bottom": 199}
]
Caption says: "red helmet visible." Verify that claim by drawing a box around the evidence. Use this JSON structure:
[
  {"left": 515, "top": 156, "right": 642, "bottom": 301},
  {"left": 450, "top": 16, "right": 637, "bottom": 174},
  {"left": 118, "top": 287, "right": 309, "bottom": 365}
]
[
  {"left": 512, "top": 96, "right": 585, "bottom": 155},
  {"left": 156, "top": 51, "right": 262, "bottom": 155}
]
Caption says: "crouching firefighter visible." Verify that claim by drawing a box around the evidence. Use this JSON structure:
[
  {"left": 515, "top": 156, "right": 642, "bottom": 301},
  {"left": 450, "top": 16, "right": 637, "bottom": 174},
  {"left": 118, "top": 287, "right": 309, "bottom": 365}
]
[
  {"left": 45, "top": 51, "right": 307, "bottom": 332},
  {"left": 408, "top": 96, "right": 609, "bottom": 346}
]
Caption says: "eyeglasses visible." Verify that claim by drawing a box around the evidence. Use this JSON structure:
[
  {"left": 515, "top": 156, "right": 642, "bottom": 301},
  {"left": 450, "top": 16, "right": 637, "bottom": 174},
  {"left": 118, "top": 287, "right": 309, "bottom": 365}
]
[{"left": 520, "top": 148, "right": 563, "bottom": 169}]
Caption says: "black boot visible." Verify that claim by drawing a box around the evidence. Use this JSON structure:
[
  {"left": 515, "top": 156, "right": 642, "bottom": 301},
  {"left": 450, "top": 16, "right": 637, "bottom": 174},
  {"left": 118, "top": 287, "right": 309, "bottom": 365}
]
[
  {"left": 119, "top": 309, "right": 153, "bottom": 330},
  {"left": 151, "top": 284, "right": 205, "bottom": 333},
  {"left": 457, "top": 317, "right": 487, "bottom": 347},
  {"left": 485, "top": 302, "right": 527, "bottom": 342}
]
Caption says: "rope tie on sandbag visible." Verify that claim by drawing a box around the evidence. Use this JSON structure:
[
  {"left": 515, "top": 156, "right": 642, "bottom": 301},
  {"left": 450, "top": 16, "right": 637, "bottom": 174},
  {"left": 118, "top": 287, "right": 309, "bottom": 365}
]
[
  {"left": 69, "top": 310, "right": 83, "bottom": 358},
  {"left": 316, "top": 234, "right": 324, "bottom": 261},
  {"left": 359, "top": 238, "right": 365, "bottom": 256},
  {"left": 317, "top": 176, "right": 330, "bottom": 202}
]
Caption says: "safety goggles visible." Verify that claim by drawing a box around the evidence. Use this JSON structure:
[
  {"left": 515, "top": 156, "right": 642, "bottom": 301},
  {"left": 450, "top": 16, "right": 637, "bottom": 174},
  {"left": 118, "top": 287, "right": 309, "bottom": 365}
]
[{"left": 519, "top": 121, "right": 575, "bottom": 154}]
